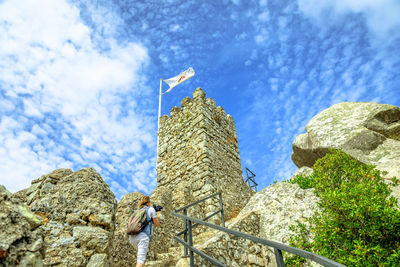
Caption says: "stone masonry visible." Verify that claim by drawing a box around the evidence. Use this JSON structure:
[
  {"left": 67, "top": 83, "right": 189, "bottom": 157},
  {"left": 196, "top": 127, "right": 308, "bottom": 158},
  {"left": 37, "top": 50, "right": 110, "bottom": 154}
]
[{"left": 156, "top": 88, "right": 254, "bottom": 224}]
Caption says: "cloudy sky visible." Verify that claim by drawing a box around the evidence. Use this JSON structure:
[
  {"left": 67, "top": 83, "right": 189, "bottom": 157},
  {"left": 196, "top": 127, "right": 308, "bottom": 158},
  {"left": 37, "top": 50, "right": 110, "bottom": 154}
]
[{"left": 1, "top": 0, "right": 399, "bottom": 200}]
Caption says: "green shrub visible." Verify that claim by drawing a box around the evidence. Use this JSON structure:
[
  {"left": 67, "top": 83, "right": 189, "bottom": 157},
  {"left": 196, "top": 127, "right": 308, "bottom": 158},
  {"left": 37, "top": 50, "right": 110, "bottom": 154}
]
[
  {"left": 289, "top": 174, "right": 314, "bottom": 189},
  {"left": 287, "top": 149, "right": 400, "bottom": 266}
]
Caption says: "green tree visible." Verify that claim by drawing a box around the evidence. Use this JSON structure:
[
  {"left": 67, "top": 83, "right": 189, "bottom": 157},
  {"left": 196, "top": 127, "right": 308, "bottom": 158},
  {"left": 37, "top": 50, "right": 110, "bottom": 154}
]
[{"left": 287, "top": 150, "right": 400, "bottom": 266}]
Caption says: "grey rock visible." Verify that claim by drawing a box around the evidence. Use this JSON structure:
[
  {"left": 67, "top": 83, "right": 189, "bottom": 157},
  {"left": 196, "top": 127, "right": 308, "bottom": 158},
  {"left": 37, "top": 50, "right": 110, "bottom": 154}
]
[
  {"left": 18, "top": 205, "right": 42, "bottom": 229},
  {"left": 292, "top": 102, "right": 400, "bottom": 181},
  {"left": 292, "top": 166, "right": 313, "bottom": 178},
  {"left": 0, "top": 187, "right": 44, "bottom": 266},
  {"left": 0, "top": 184, "right": 11, "bottom": 201},
  {"left": 39, "top": 182, "right": 55, "bottom": 196},
  {"left": 27, "top": 237, "right": 43, "bottom": 252},
  {"left": 26, "top": 190, "right": 39, "bottom": 205},
  {"left": 26, "top": 182, "right": 42, "bottom": 196},
  {"left": 66, "top": 213, "right": 81, "bottom": 225},
  {"left": 0, "top": 209, "right": 25, "bottom": 251},
  {"left": 73, "top": 226, "right": 109, "bottom": 253},
  {"left": 292, "top": 102, "right": 400, "bottom": 204},
  {"left": 46, "top": 168, "right": 73, "bottom": 181},
  {"left": 87, "top": 254, "right": 109, "bottom": 267},
  {"left": 18, "top": 252, "right": 43, "bottom": 267}
]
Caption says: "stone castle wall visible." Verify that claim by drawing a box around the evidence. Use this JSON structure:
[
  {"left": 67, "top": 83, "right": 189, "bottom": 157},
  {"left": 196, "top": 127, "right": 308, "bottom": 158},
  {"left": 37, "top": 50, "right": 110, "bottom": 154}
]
[{"left": 156, "top": 88, "right": 254, "bottom": 223}]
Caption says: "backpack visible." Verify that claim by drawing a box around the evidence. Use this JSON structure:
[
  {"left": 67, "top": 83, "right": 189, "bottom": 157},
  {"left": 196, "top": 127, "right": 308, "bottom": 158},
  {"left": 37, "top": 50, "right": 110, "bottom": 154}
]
[{"left": 127, "top": 207, "right": 149, "bottom": 235}]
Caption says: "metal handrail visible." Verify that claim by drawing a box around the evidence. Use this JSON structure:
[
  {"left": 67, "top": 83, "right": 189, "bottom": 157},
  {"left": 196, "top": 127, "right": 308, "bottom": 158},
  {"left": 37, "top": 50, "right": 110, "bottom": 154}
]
[
  {"left": 172, "top": 193, "right": 346, "bottom": 267},
  {"left": 175, "top": 209, "right": 222, "bottom": 236},
  {"left": 174, "top": 191, "right": 225, "bottom": 258}
]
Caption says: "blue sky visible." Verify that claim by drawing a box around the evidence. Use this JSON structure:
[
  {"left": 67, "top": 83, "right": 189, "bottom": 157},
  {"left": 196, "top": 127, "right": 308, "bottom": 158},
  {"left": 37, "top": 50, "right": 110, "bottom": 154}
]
[{"left": 1, "top": 0, "right": 399, "bottom": 200}]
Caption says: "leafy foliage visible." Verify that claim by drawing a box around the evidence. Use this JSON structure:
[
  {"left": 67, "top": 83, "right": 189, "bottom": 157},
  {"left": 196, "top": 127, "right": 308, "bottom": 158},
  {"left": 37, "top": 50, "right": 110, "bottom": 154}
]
[
  {"left": 289, "top": 174, "right": 314, "bottom": 189},
  {"left": 287, "top": 149, "right": 400, "bottom": 266}
]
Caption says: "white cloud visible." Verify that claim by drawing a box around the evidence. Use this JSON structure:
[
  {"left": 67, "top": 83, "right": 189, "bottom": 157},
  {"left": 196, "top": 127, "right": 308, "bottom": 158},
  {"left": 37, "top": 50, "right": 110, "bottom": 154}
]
[
  {"left": 231, "top": 0, "right": 241, "bottom": 6},
  {"left": 297, "top": 0, "right": 400, "bottom": 38},
  {"left": 258, "top": 11, "right": 270, "bottom": 22},
  {"left": 170, "top": 24, "right": 180, "bottom": 32},
  {"left": 244, "top": 159, "right": 252, "bottom": 166},
  {"left": 0, "top": 0, "right": 155, "bottom": 199},
  {"left": 269, "top": 78, "right": 279, "bottom": 91}
]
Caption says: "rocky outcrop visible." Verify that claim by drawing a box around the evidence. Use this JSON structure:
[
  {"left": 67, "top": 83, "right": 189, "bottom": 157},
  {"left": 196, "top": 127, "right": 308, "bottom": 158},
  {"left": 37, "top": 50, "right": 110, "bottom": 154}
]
[
  {"left": 292, "top": 166, "right": 313, "bottom": 178},
  {"left": 1, "top": 168, "right": 117, "bottom": 267},
  {"left": 30, "top": 168, "right": 116, "bottom": 266},
  {"left": 292, "top": 102, "right": 400, "bottom": 180},
  {"left": 292, "top": 102, "right": 400, "bottom": 203},
  {"left": 0, "top": 185, "right": 44, "bottom": 266}
]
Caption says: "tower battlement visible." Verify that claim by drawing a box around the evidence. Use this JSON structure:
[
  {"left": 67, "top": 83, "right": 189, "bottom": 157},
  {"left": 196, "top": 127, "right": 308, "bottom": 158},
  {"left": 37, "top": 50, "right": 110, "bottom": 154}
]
[{"left": 159, "top": 88, "right": 235, "bottom": 137}]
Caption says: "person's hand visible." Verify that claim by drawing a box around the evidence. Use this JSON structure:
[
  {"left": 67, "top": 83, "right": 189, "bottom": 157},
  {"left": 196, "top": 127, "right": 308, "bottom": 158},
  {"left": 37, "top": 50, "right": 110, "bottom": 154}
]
[{"left": 153, "top": 216, "right": 160, "bottom": 227}]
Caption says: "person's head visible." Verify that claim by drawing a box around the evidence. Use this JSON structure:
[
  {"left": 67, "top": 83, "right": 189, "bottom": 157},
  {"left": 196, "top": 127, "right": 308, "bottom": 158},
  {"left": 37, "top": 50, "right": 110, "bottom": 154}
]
[{"left": 138, "top": 195, "right": 151, "bottom": 209}]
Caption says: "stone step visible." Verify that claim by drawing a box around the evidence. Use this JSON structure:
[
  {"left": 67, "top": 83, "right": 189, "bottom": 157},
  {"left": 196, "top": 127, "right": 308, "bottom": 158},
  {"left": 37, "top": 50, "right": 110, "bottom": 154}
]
[
  {"left": 175, "top": 257, "right": 190, "bottom": 267},
  {"left": 148, "top": 227, "right": 228, "bottom": 267},
  {"left": 157, "top": 252, "right": 174, "bottom": 263},
  {"left": 149, "top": 249, "right": 185, "bottom": 267},
  {"left": 168, "top": 246, "right": 183, "bottom": 255},
  {"left": 144, "top": 260, "right": 165, "bottom": 267},
  {"left": 193, "top": 228, "right": 219, "bottom": 245}
]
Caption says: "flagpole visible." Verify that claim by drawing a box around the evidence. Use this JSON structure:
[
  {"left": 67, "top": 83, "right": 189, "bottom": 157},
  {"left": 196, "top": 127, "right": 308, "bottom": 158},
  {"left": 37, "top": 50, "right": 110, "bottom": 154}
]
[{"left": 156, "top": 79, "right": 162, "bottom": 163}]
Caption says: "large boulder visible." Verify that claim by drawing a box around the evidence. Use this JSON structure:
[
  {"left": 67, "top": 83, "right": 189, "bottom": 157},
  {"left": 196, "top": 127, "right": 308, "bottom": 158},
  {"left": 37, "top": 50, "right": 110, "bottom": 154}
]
[
  {"left": 3, "top": 167, "right": 189, "bottom": 267},
  {"left": 0, "top": 185, "right": 44, "bottom": 266},
  {"left": 20, "top": 168, "right": 116, "bottom": 266},
  {"left": 292, "top": 102, "right": 400, "bottom": 178},
  {"left": 292, "top": 102, "right": 400, "bottom": 180},
  {"left": 292, "top": 102, "right": 400, "bottom": 204},
  {"left": 21, "top": 168, "right": 73, "bottom": 205}
]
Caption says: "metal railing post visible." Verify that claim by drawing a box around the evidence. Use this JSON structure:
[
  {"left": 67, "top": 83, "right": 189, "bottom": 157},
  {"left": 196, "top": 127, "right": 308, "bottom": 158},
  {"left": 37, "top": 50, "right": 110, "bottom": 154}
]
[
  {"left": 219, "top": 192, "right": 225, "bottom": 227},
  {"left": 274, "top": 248, "right": 285, "bottom": 267},
  {"left": 188, "top": 219, "right": 194, "bottom": 267},
  {"left": 184, "top": 208, "right": 188, "bottom": 257}
]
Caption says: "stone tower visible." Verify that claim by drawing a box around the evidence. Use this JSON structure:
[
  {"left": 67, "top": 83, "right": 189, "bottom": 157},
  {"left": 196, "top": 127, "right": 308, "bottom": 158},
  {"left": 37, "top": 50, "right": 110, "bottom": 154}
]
[{"left": 156, "top": 88, "right": 254, "bottom": 222}]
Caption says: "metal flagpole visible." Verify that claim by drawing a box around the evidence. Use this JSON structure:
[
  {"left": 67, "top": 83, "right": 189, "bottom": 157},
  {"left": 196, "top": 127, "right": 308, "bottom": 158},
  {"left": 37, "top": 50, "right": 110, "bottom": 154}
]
[{"left": 156, "top": 79, "right": 162, "bottom": 162}]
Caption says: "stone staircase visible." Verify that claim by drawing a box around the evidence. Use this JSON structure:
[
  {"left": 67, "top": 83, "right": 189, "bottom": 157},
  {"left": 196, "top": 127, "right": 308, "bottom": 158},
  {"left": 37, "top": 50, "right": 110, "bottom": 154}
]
[
  {"left": 146, "top": 227, "right": 220, "bottom": 267},
  {"left": 145, "top": 246, "right": 184, "bottom": 267}
]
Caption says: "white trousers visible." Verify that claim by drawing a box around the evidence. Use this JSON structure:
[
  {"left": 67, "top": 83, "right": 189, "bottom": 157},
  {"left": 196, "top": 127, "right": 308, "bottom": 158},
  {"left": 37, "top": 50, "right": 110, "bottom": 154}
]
[{"left": 129, "top": 232, "right": 150, "bottom": 264}]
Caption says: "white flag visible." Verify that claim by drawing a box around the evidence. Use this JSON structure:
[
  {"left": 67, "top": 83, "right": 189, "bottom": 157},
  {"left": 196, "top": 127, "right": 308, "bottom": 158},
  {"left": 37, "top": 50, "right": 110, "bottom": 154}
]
[{"left": 162, "top": 67, "right": 195, "bottom": 93}]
